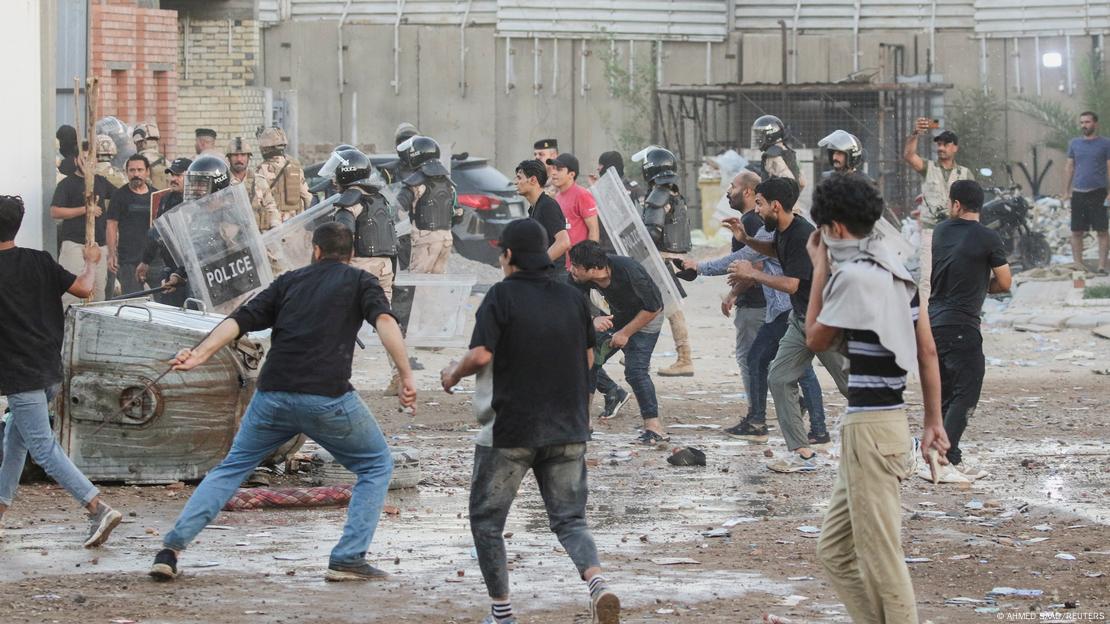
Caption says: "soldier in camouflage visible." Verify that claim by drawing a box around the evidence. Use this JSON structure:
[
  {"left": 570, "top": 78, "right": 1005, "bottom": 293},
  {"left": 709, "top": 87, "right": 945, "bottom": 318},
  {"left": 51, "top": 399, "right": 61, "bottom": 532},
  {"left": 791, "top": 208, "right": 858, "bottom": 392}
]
[
  {"left": 133, "top": 123, "right": 168, "bottom": 190},
  {"left": 95, "top": 135, "right": 127, "bottom": 189},
  {"left": 255, "top": 127, "right": 312, "bottom": 223},
  {"left": 226, "top": 137, "right": 280, "bottom": 232}
]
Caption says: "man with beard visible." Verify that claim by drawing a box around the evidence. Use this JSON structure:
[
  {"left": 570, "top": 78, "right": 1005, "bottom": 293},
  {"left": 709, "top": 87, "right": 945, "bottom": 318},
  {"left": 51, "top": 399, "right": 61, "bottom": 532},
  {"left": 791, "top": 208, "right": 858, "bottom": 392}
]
[
  {"left": 107, "top": 154, "right": 157, "bottom": 295},
  {"left": 226, "top": 137, "right": 280, "bottom": 232},
  {"left": 1064, "top": 111, "right": 1110, "bottom": 272},
  {"left": 903, "top": 123, "right": 974, "bottom": 305},
  {"left": 817, "top": 130, "right": 867, "bottom": 181},
  {"left": 137, "top": 157, "right": 191, "bottom": 305}
]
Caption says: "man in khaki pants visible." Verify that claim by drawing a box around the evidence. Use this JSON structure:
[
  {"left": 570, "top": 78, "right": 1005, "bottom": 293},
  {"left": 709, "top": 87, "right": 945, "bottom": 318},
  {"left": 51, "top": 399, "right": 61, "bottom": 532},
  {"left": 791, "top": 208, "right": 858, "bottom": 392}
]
[
  {"left": 51, "top": 151, "right": 113, "bottom": 303},
  {"left": 803, "top": 173, "right": 950, "bottom": 623}
]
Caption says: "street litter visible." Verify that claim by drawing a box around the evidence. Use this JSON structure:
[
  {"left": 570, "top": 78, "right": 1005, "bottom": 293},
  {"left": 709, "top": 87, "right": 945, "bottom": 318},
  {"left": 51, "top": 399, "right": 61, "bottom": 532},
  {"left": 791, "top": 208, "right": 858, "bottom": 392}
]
[
  {"left": 904, "top": 557, "right": 932, "bottom": 563},
  {"left": 722, "top": 517, "right": 758, "bottom": 527},
  {"left": 700, "top": 528, "right": 731, "bottom": 538},
  {"left": 651, "top": 557, "right": 701, "bottom": 566},
  {"left": 989, "top": 587, "right": 1043, "bottom": 597},
  {"left": 1055, "top": 553, "right": 1077, "bottom": 560}
]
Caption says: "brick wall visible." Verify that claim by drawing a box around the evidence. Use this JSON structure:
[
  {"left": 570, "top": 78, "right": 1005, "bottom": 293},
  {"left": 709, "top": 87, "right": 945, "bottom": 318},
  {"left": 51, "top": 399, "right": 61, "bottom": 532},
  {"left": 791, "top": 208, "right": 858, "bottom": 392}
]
[
  {"left": 175, "top": 18, "right": 266, "bottom": 160},
  {"left": 90, "top": 3, "right": 179, "bottom": 158}
]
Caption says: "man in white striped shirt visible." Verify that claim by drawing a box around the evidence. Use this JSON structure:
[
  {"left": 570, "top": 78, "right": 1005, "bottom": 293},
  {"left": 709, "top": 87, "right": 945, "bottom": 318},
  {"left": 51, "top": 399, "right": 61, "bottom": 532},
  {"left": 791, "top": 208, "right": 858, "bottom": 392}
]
[{"left": 802, "top": 173, "right": 949, "bottom": 624}]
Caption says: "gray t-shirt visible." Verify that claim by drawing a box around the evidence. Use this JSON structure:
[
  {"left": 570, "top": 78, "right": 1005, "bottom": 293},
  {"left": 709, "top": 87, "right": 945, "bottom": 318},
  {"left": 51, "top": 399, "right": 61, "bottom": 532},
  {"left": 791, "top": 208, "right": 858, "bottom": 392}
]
[{"left": 1067, "top": 136, "right": 1110, "bottom": 192}]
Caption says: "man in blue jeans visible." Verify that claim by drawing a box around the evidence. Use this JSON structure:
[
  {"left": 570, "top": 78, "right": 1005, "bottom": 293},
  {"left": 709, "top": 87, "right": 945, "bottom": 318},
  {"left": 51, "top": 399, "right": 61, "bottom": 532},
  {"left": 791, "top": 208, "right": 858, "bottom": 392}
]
[
  {"left": 149, "top": 222, "right": 417, "bottom": 582},
  {"left": 440, "top": 219, "right": 619, "bottom": 624},
  {"left": 568, "top": 240, "right": 667, "bottom": 445},
  {"left": 0, "top": 195, "right": 123, "bottom": 548}
]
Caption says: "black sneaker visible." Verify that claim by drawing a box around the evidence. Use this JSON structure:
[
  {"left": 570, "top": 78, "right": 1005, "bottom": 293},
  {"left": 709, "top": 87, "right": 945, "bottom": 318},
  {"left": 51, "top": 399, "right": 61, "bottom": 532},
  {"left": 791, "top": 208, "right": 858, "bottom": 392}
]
[
  {"left": 599, "top": 388, "right": 631, "bottom": 420},
  {"left": 724, "top": 420, "right": 768, "bottom": 442},
  {"left": 635, "top": 430, "right": 669, "bottom": 445},
  {"left": 149, "top": 548, "right": 179, "bottom": 581},
  {"left": 325, "top": 560, "right": 391, "bottom": 582},
  {"left": 808, "top": 431, "right": 831, "bottom": 446}
]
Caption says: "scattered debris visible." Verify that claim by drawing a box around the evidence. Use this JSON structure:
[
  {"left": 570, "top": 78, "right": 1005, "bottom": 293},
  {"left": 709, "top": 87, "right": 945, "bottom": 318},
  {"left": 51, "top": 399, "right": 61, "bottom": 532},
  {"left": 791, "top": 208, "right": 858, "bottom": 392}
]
[
  {"left": 700, "top": 528, "right": 731, "bottom": 538},
  {"left": 651, "top": 557, "right": 701, "bottom": 566},
  {"left": 722, "top": 517, "right": 758, "bottom": 527},
  {"left": 1055, "top": 553, "right": 1077, "bottom": 561},
  {"left": 904, "top": 557, "right": 933, "bottom": 563},
  {"left": 989, "top": 587, "right": 1044, "bottom": 597}
]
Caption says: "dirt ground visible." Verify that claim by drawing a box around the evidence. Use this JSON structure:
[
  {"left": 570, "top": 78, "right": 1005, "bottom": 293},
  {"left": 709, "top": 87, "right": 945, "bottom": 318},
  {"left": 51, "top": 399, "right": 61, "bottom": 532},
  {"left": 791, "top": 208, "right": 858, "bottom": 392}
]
[{"left": 1, "top": 256, "right": 1108, "bottom": 624}]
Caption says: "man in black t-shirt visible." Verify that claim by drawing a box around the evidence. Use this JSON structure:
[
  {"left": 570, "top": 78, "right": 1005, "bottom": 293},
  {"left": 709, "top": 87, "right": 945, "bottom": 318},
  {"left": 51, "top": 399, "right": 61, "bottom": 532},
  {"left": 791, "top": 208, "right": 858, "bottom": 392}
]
[
  {"left": 569, "top": 241, "right": 667, "bottom": 446},
  {"left": 929, "top": 180, "right": 1011, "bottom": 480},
  {"left": 50, "top": 151, "right": 113, "bottom": 302},
  {"left": 514, "top": 159, "right": 570, "bottom": 275},
  {"left": 138, "top": 157, "right": 192, "bottom": 306},
  {"left": 0, "top": 195, "right": 124, "bottom": 549},
  {"left": 730, "top": 177, "right": 849, "bottom": 470},
  {"left": 107, "top": 154, "right": 157, "bottom": 295},
  {"left": 440, "top": 219, "right": 620, "bottom": 624}
]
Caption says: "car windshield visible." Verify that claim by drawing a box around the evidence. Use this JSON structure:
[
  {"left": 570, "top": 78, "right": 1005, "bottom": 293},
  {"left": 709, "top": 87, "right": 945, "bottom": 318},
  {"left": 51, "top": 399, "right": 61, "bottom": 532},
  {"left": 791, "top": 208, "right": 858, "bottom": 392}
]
[{"left": 454, "top": 163, "right": 513, "bottom": 192}]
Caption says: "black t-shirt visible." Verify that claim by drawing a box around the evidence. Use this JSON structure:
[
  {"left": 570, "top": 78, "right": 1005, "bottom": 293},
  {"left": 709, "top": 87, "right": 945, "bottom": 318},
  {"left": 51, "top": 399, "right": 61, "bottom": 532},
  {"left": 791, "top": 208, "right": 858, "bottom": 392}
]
[
  {"left": 108, "top": 185, "right": 156, "bottom": 263},
  {"left": 528, "top": 194, "right": 568, "bottom": 268},
  {"left": 773, "top": 216, "right": 817, "bottom": 318},
  {"left": 573, "top": 254, "right": 663, "bottom": 332},
  {"left": 734, "top": 209, "right": 768, "bottom": 309},
  {"left": 143, "top": 191, "right": 184, "bottom": 265},
  {"left": 230, "top": 260, "right": 396, "bottom": 397},
  {"left": 0, "top": 248, "right": 77, "bottom": 395},
  {"left": 51, "top": 174, "right": 112, "bottom": 246},
  {"left": 469, "top": 270, "right": 596, "bottom": 448},
  {"left": 929, "top": 218, "right": 1008, "bottom": 329}
]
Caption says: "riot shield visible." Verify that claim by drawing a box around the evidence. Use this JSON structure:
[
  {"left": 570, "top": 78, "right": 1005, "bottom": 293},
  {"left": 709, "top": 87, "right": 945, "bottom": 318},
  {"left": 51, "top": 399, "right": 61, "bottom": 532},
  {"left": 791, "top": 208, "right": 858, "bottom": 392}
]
[
  {"left": 359, "top": 272, "right": 477, "bottom": 348},
  {"left": 155, "top": 184, "right": 273, "bottom": 314},
  {"left": 95, "top": 116, "right": 135, "bottom": 169},
  {"left": 262, "top": 193, "right": 344, "bottom": 274},
  {"left": 592, "top": 169, "right": 683, "bottom": 316}
]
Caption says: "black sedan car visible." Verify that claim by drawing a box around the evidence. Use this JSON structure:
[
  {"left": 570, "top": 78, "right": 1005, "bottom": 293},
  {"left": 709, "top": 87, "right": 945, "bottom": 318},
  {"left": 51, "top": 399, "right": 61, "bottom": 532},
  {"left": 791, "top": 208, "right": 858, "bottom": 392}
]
[{"left": 304, "top": 154, "right": 527, "bottom": 266}]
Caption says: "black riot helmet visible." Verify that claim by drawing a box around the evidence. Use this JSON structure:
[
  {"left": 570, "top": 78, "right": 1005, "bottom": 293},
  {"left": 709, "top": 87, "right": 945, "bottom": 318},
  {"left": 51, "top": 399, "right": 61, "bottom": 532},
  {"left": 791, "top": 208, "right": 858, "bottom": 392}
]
[
  {"left": 751, "top": 115, "right": 786, "bottom": 151},
  {"left": 334, "top": 148, "right": 377, "bottom": 188},
  {"left": 397, "top": 135, "right": 441, "bottom": 169},
  {"left": 183, "top": 155, "right": 231, "bottom": 201},
  {"left": 640, "top": 147, "right": 679, "bottom": 187}
]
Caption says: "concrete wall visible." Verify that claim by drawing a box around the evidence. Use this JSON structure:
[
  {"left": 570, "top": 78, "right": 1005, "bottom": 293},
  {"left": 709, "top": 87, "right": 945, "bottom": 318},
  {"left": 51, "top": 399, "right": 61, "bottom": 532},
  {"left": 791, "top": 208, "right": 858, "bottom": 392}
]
[
  {"left": 262, "top": 22, "right": 1103, "bottom": 196},
  {"left": 2, "top": 0, "right": 48, "bottom": 250}
]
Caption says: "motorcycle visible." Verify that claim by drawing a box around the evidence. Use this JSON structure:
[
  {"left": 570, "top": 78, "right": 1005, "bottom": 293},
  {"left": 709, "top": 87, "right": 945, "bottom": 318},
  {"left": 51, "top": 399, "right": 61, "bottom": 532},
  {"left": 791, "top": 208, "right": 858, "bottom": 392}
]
[{"left": 979, "top": 166, "right": 1052, "bottom": 269}]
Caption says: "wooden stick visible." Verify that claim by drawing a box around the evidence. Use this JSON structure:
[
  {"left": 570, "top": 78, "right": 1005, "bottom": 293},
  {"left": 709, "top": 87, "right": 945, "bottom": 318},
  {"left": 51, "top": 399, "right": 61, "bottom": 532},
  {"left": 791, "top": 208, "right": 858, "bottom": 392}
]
[{"left": 83, "top": 77, "right": 100, "bottom": 302}]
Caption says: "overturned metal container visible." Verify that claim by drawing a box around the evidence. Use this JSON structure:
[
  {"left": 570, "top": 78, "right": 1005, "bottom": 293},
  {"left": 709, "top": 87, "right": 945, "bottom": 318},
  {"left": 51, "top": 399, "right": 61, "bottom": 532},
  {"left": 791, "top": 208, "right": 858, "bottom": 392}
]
[{"left": 56, "top": 299, "right": 297, "bottom": 484}]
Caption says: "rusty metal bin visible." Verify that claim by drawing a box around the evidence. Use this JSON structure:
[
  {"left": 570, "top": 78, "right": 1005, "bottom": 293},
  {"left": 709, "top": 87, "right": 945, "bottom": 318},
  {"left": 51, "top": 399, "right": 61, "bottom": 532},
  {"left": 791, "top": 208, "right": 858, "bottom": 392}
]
[{"left": 56, "top": 299, "right": 298, "bottom": 484}]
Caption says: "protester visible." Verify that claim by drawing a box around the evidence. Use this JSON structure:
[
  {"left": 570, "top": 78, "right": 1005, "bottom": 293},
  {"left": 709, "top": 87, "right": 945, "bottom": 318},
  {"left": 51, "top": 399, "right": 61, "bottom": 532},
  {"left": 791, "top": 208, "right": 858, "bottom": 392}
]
[
  {"left": 514, "top": 159, "right": 570, "bottom": 274},
  {"left": 50, "top": 148, "right": 113, "bottom": 303},
  {"left": 569, "top": 240, "right": 667, "bottom": 443},
  {"left": 681, "top": 171, "right": 823, "bottom": 442},
  {"left": 928, "top": 180, "right": 1011, "bottom": 482},
  {"left": 903, "top": 120, "right": 974, "bottom": 304},
  {"left": 56, "top": 124, "right": 80, "bottom": 179},
  {"left": 149, "top": 222, "right": 416, "bottom": 582},
  {"left": 1064, "top": 111, "right": 1110, "bottom": 273},
  {"left": 550, "top": 153, "right": 600, "bottom": 267},
  {"left": 0, "top": 194, "right": 123, "bottom": 548},
  {"left": 439, "top": 219, "right": 620, "bottom": 624},
  {"left": 730, "top": 177, "right": 848, "bottom": 470},
  {"left": 802, "top": 173, "right": 949, "bottom": 624},
  {"left": 107, "top": 154, "right": 156, "bottom": 295}
]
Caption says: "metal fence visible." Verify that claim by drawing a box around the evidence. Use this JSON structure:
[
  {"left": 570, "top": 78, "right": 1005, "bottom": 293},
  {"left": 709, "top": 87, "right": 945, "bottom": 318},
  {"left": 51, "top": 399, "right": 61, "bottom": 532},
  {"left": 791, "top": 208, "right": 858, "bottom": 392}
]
[{"left": 653, "top": 81, "right": 950, "bottom": 219}]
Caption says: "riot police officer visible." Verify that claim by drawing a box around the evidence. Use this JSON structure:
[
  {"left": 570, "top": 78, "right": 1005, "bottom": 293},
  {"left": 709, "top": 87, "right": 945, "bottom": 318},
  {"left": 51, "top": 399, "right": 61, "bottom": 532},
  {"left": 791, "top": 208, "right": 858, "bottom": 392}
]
[
  {"left": 256, "top": 127, "right": 312, "bottom": 222},
  {"left": 395, "top": 136, "right": 456, "bottom": 274},
  {"left": 751, "top": 115, "right": 806, "bottom": 189},
  {"left": 640, "top": 147, "right": 696, "bottom": 377},
  {"left": 133, "top": 123, "right": 169, "bottom": 190},
  {"left": 160, "top": 155, "right": 233, "bottom": 296},
  {"left": 95, "top": 134, "right": 127, "bottom": 189},
  {"left": 817, "top": 129, "right": 867, "bottom": 179}
]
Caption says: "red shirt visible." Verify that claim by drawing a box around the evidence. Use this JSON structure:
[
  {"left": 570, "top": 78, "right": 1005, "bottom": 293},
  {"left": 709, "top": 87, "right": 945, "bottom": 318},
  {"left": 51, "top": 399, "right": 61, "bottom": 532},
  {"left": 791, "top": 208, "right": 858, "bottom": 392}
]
[{"left": 555, "top": 184, "right": 598, "bottom": 265}]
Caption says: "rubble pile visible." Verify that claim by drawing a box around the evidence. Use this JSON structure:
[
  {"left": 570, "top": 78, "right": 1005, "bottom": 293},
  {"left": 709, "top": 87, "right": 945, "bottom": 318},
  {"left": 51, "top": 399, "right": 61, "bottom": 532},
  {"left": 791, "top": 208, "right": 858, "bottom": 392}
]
[{"left": 1031, "top": 197, "right": 1099, "bottom": 258}]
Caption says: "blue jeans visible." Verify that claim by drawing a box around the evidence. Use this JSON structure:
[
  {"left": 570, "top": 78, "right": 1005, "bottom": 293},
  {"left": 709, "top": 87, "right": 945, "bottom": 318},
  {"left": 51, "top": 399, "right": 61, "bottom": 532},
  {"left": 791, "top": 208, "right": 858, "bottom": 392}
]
[
  {"left": 594, "top": 330, "right": 660, "bottom": 419},
  {"left": 469, "top": 443, "right": 600, "bottom": 598},
  {"left": 746, "top": 312, "right": 824, "bottom": 426},
  {"left": 163, "top": 390, "right": 393, "bottom": 565},
  {"left": 0, "top": 385, "right": 99, "bottom": 508}
]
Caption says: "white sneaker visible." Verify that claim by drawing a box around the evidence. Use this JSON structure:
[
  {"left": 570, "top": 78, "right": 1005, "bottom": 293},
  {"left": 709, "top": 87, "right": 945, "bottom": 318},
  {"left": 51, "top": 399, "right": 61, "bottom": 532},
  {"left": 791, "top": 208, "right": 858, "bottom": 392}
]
[
  {"left": 917, "top": 461, "right": 970, "bottom": 484},
  {"left": 767, "top": 454, "right": 818, "bottom": 473},
  {"left": 955, "top": 460, "right": 990, "bottom": 480}
]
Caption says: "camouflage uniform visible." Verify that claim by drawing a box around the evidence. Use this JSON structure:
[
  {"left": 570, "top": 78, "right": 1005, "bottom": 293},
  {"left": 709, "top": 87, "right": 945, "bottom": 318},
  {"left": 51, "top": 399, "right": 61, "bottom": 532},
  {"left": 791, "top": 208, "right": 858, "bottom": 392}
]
[
  {"left": 256, "top": 154, "right": 311, "bottom": 221},
  {"left": 95, "top": 134, "right": 127, "bottom": 189},
  {"left": 226, "top": 137, "right": 280, "bottom": 231}
]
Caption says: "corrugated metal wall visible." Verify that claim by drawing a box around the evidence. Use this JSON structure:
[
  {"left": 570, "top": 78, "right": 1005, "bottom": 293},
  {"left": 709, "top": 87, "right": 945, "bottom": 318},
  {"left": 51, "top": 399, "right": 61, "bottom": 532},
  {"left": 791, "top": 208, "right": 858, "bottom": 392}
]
[
  {"left": 56, "top": 0, "right": 88, "bottom": 129},
  {"left": 973, "top": 0, "right": 1110, "bottom": 36},
  {"left": 259, "top": 0, "right": 497, "bottom": 26},
  {"left": 733, "top": 0, "right": 973, "bottom": 31},
  {"left": 495, "top": 1, "right": 729, "bottom": 41}
]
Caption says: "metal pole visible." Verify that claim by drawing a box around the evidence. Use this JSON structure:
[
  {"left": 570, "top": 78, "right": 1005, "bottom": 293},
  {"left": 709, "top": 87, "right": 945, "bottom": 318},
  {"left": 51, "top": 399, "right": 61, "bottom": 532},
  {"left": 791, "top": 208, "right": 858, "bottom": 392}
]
[
  {"left": 552, "top": 37, "right": 559, "bottom": 96},
  {"left": 1034, "top": 35, "right": 1042, "bottom": 96},
  {"left": 1065, "top": 34, "right": 1074, "bottom": 95},
  {"left": 534, "top": 37, "right": 541, "bottom": 95},
  {"left": 505, "top": 36, "right": 514, "bottom": 95},
  {"left": 459, "top": 0, "right": 472, "bottom": 98},
  {"left": 980, "top": 37, "right": 989, "bottom": 94},
  {"left": 1012, "top": 37, "right": 1022, "bottom": 94}
]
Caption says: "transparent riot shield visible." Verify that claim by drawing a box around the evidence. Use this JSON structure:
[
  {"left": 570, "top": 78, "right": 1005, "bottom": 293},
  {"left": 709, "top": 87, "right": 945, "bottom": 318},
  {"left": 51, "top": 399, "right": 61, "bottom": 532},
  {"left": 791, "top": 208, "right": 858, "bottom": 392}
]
[
  {"left": 262, "top": 193, "right": 344, "bottom": 274},
  {"left": 155, "top": 184, "right": 273, "bottom": 314},
  {"left": 95, "top": 116, "right": 136, "bottom": 169},
  {"left": 592, "top": 169, "right": 682, "bottom": 316},
  {"left": 359, "top": 272, "right": 477, "bottom": 348}
]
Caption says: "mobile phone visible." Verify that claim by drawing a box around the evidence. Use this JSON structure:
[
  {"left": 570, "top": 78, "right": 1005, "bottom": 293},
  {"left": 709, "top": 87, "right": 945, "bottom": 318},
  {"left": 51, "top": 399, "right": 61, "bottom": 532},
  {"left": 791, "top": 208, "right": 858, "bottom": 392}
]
[{"left": 928, "top": 119, "right": 940, "bottom": 129}]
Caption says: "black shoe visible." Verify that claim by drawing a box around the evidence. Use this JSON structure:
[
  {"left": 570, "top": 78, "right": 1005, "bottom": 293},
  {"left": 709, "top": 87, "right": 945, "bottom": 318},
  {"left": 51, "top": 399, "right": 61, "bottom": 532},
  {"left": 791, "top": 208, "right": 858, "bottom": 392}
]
[
  {"left": 149, "top": 548, "right": 179, "bottom": 581},
  {"left": 808, "top": 431, "right": 831, "bottom": 446},
  {"left": 724, "top": 420, "right": 769, "bottom": 442},
  {"left": 635, "top": 430, "right": 669, "bottom": 445},
  {"left": 325, "top": 560, "right": 391, "bottom": 582},
  {"left": 599, "top": 388, "right": 631, "bottom": 420}
]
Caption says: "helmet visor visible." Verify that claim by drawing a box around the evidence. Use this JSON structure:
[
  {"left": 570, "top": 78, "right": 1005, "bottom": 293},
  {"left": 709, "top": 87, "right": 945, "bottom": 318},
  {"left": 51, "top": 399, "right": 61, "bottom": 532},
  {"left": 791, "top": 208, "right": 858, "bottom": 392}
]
[
  {"left": 183, "top": 174, "right": 214, "bottom": 202},
  {"left": 631, "top": 145, "right": 663, "bottom": 163}
]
